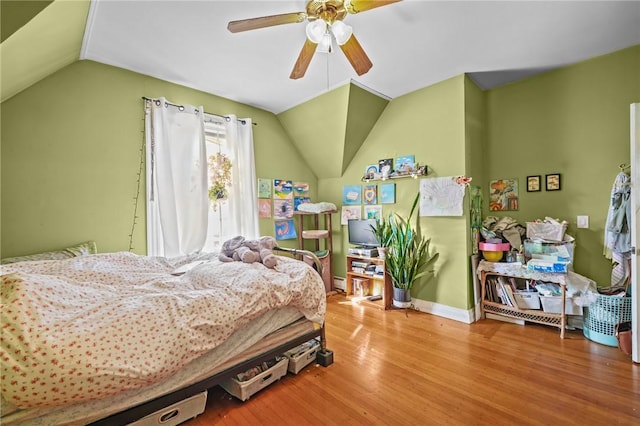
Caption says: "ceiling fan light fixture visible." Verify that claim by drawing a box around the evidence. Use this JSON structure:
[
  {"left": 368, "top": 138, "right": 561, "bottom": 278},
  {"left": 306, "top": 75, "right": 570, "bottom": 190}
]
[
  {"left": 317, "top": 32, "right": 333, "bottom": 53},
  {"left": 331, "top": 21, "right": 352, "bottom": 45},
  {"left": 306, "top": 20, "right": 327, "bottom": 44}
]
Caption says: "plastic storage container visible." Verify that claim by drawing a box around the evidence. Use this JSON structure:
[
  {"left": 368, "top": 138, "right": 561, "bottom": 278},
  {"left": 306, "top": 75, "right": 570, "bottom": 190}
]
[
  {"left": 220, "top": 357, "right": 288, "bottom": 401},
  {"left": 523, "top": 239, "right": 574, "bottom": 262},
  {"left": 526, "top": 221, "right": 567, "bottom": 242},
  {"left": 129, "top": 391, "right": 207, "bottom": 426},
  {"left": 284, "top": 338, "right": 321, "bottom": 374},
  {"left": 513, "top": 290, "right": 541, "bottom": 310},
  {"left": 539, "top": 295, "right": 582, "bottom": 315},
  {"left": 583, "top": 294, "right": 632, "bottom": 347}
]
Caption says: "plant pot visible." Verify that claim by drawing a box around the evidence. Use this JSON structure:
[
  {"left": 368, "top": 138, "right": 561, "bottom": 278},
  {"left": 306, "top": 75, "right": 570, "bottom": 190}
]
[
  {"left": 392, "top": 287, "right": 411, "bottom": 308},
  {"left": 377, "top": 247, "right": 387, "bottom": 259}
]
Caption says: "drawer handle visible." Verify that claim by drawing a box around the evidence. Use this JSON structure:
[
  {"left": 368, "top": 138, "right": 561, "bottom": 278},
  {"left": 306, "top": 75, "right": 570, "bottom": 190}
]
[
  {"left": 160, "top": 408, "right": 180, "bottom": 423},
  {"left": 260, "top": 373, "right": 273, "bottom": 383}
]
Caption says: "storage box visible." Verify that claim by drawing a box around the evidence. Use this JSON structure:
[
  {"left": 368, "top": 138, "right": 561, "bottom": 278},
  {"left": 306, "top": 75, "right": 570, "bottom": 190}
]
[
  {"left": 283, "top": 338, "right": 321, "bottom": 374},
  {"left": 523, "top": 239, "right": 574, "bottom": 262},
  {"left": 526, "top": 259, "right": 572, "bottom": 273},
  {"left": 513, "top": 290, "right": 541, "bottom": 310},
  {"left": 220, "top": 357, "right": 288, "bottom": 401},
  {"left": 129, "top": 391, "right": 207, "bottom": 426},
  {"left": 539, "top": 295, "right": 582, "bottom": 315},
  {"left": 526, "top": 220, "right": 567, "bottom": 242}
]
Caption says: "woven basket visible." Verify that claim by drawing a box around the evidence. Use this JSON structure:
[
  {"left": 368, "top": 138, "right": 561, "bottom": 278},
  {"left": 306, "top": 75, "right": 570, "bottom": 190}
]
[{"left": 583, "top": 294, "right": 632, "bottom": 347}]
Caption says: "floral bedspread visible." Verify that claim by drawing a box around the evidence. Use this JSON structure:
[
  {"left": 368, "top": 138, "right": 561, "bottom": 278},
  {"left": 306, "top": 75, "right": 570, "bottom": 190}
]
[{"left": 0, "top": 252, "right": 326, "bottom": 408}]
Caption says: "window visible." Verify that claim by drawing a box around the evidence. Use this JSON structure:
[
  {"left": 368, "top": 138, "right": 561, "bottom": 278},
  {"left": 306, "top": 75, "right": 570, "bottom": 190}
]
[{"left": 203, "top": 120, "right": 231, "bottom": 252}]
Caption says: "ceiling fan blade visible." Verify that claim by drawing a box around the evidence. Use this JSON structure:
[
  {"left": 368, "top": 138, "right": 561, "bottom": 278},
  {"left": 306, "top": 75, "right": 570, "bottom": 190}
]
[
  {"left": 290, "top": 39, "right": 318, "bottom": 79},
  {"left": 339, "top": 34, "right": 373, "bottom": 76},
  {"left": 345, "top": 0, "right": 402, "bottom": 14},
  {"left": 228, "top": 12, "right": 306, "bottom": 33}
]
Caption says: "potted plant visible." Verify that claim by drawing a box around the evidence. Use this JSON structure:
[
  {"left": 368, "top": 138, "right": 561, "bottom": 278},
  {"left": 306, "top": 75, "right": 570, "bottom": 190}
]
[
  {"left": 370, "top": 216, "right": 392, "bottom": 259},
  {"left": 386, "top": 193, "right": 439, "bottom": 308}
]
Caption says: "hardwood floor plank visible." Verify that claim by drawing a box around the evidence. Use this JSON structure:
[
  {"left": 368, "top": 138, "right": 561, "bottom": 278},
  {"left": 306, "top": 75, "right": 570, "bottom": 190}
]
[{"left": 185, "top": 294, "right": 639, "bottom": 425}]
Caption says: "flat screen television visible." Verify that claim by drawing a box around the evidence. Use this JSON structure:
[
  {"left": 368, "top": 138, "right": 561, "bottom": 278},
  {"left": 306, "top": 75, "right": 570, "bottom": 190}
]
[{"left": 347, "top": 219, "right": 379, "bottom": 248}]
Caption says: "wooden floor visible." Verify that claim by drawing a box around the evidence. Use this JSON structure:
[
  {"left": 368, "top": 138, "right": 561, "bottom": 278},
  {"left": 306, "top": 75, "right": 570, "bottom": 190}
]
[{"left": 186, "top": 294, "right": 639, "bottom": 425}]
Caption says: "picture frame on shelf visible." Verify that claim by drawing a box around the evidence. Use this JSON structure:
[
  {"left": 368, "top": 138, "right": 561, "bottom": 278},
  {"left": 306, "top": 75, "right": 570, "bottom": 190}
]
[
  {"left": 526, "top": 175, "right": 541, "bottom": 192},
  {"left": 545, "top": 173, "right": 561, "bottom": 191}
]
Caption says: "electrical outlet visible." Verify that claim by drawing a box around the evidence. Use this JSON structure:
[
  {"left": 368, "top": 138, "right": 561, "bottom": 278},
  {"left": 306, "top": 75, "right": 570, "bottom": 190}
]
[{"left": 577, "top": 215, "right": 589, "bottom": 229}]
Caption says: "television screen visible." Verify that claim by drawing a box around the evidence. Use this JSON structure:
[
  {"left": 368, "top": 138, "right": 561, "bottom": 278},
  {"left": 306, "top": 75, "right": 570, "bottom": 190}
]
[{"left": 347, "top": 219, "right": 379, "bottom": 248}]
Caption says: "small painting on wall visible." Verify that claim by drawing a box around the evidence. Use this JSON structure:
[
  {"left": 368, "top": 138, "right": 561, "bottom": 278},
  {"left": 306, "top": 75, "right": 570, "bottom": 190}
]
[
  {"left": 379, "top": 183, "right": 396, "bottom": 204},
  {"left": 258, "top": 199, "right": 272, "bottom": 218},
  {"left": 364, "top": 205, "right": 383, "bottom": 220},
  {"left": 258, "top": 178, "right": 272, "bottom": 199},
  {"left": 274, "top": 179, "right": 293, "bottom": 199},
  {"left": 394, "top": 155, "right": 415, "bottom": 174},
  {"left": 275, "top": 219, "right": 297, "bottom": 240},
  {"left": 293, "top": 182, "right": 309, "bottom": 197},
  {"left": 545, "top": 173, "right": 561, "bottom": 191},
  {"left": 364, "top": 164, "right": 378, "bottom": 180},
  {"left": 294, "top": 197, "right": 310, "bottom": 211},
  {"left": 342, "top": 185, "right": 362, "bottom": 205},
  {"left": 489, "top": 178, "right": 519, "bottom": 211},
  {"left": 341, "top": 206, "right": 362, "bottom": 225},
  {"left": 526, "top": 175, "right": 541, "bottom": 192},
  {"left": 378, "top": 158, "right": 393, "bottom": 178},
  {"left": 363, "top": 185, "right": 377, "bottom": 205},
  {"left": 273, "top": 199, "right": 293, "bottom": 218}
]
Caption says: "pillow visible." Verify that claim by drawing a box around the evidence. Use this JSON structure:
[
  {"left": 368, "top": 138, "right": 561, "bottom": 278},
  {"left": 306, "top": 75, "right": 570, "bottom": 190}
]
[{"left": 1, "top": 241, "right": 98, "bottom": 264}]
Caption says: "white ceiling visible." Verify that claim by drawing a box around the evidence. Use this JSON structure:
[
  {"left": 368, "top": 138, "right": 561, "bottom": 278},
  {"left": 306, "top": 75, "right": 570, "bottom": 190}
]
[{"left": 81, "top": 0, "right": 640, "bottom": 114}]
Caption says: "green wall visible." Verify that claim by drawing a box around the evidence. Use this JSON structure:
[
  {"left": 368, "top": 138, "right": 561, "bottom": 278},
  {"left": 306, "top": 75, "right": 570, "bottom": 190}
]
[
  {"left": 319, "top": 75, "right": 473, "bottom": 310},
  {"left": 2, "top": 45, "right": 638, "bottom": 315},
  {"left": 1, "top": 60, "right": 317, "bottom": 258},
  {"left": 485, "top": 45, "right": 640, "bottom": 285}
]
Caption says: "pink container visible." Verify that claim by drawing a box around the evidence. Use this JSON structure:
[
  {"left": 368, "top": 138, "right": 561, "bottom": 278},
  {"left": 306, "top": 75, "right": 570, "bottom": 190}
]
[{"left": 478, "top": 242, "right": 511, "bottom": 251}]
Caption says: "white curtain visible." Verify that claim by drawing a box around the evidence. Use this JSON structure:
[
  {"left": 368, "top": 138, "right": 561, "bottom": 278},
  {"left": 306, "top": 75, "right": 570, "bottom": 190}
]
[
  {"left": 224, "top": 115, "right": 259, "bottom": 240},
  {"left": 145, "top": 98, "right": 208, "bottom": 257}
]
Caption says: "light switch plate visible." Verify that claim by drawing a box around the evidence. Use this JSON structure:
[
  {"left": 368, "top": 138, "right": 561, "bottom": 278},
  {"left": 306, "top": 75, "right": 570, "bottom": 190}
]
[{"left": 577, "top": 215, "right": 589, "bottom": 229}]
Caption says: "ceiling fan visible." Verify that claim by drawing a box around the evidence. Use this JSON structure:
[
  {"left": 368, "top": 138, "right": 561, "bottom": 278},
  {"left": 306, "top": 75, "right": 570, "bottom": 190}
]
[{"left": 227, "top": 0, "right": 402, "bottom": 79}]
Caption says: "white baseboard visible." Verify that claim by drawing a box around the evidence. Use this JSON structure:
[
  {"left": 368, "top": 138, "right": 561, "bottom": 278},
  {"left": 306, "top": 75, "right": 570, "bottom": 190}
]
[
  {"left": 411, "top": 298, "right": 476, "bottom": 324},
  {"left": 333, "top": 276, "right": 346, "bottom": 291}
]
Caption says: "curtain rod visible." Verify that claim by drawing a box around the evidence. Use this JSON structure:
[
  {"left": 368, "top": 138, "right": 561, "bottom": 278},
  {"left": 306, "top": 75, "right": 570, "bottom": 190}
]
[{"left": 142, "top": 97, "right": 256, "bottom": 126}]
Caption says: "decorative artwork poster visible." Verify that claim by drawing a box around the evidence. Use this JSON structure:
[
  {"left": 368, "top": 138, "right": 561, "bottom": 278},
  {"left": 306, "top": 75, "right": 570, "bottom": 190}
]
[
  {"left": 258, "top": 199, "right": 272, "bottom": 218},
  {"left": 273, "top": 199, "right": 293, "bottom": 218},
  {"left": 378, "top": 158, "right": 393, "bottom": 177},
  {"left": 364, "top": 205, "right": 383, "bottom": 220},
  {"left": 419, "top": 177, "right": 466, "bottom": 216},
  {"left": 258, "top": 178, "right": 272, "bottom": 199},
  {"left": 379, "top": 183, "right": 396, "bottom": 204},
  {"left": 274, "top": 179, "right": 293, "bottom": 199},
  {"left": 363, "top": 185, "right": 377, "bottom": 205},
  {"left": 395, "top": 155, "right": 415, "bottom": 173},
  {"left": 294, "top": 197, "right": 311, "bottom": 211},
  {"left": 364, "top": 164, "right": 378, "bottom": 180},
  {"left": 275, "top": 219, "right": 297, "bottom": 240},
  {"left": 342, "top": 185, "right": 362, "bottom": 205},
  {"left": 341, "top": 205, "right": 362, "bottom": 225},
  {"left": 489, "top": 178, "right": 519, "bottom": 211},
  {"left": 293, "top": 182, "right": 309, "bottom": 197}
]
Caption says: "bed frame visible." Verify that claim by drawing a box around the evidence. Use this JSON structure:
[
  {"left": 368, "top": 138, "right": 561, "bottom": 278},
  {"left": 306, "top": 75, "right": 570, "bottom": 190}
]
[{"left": 89, "top": 247, "right": 333, "bottom": 425}]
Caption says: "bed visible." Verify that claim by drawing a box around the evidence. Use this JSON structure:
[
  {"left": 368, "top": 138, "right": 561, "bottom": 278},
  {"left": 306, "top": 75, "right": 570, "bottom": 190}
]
[{"left": 0, "top": 246, "right": 329, "bottom": 425}]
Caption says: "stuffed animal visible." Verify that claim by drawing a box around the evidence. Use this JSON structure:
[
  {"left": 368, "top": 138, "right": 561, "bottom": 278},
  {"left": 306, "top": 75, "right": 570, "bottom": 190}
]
[
  {"left": 233, "top": 239, "right": 260, "bottom": 264},
  {"left": 218, "top": 236, "right": 245, "bottom": 262},
  {"left": 258, "top": 236, "right": 278, "bottom": 269},
  {"left": 218, "top": 236, "right": 278, "bottom": 268}
]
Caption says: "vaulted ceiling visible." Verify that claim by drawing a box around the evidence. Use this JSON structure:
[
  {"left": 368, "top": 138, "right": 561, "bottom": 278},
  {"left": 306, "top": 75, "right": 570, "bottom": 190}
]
[{"left": 3, "top": 1, "right": 639, "bottom": 112}]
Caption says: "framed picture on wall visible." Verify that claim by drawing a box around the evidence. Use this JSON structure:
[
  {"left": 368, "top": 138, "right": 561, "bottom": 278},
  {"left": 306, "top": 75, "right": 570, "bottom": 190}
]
[
  {"left": 545, "top": 173, "right": 561, "bottom": 191},
  {"left": 526, "top": 175, "right": 541, "bottom": 192}
]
